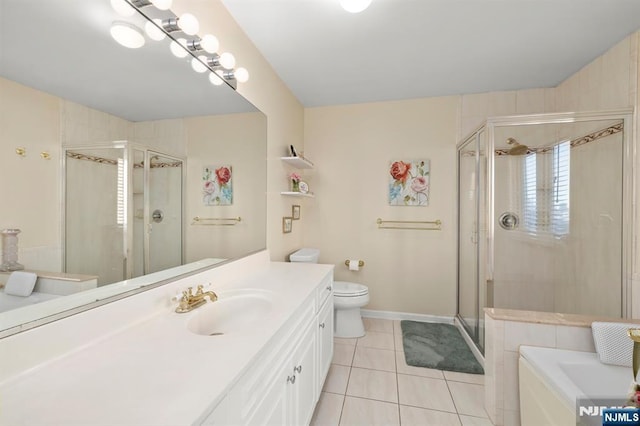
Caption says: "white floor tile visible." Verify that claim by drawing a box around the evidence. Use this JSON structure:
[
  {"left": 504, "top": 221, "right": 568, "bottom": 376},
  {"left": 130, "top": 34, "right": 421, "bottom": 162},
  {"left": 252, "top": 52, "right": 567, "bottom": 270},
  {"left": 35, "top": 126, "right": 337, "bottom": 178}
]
[
  {"left": 311, "top": 392, "right": 344, "bottom": 426},
  {"left": 399, "top": 405, "right": 462, "bottom": 426},
  {"left": 363, "top": 318, "right": 394, "bottom": 334},
  {"left": 448, "top": 381, "right": 488, "bottom": 418},
  {"left": 397, "top": 374, "right": 456, "bottom": 413},
  {"left": 394, "top": 333, "right": 404, "bottom": 351},
  {"left": 333, "top": 343, "right": 356, "bottom": 366},
  {"left": 323, "top": 364, "right": 351, "bottom": 394},
  {"left": 395, "top": 351, "right": 444, "bottom": 379},
  {"left": 352, "top": 347, "right": 396, "bottom": 372},
  {"left": 339, "top": 396, "right": 400, "bottom": 426},
  {"left": 393, "top": 320, "right": 402, "bottom": 336},
  {"left": 335, "top": 337, "right": 357, "bottom": 346},
  {"left": 444, "top": 371, "right": 485, "bottom": 385},
  {"left": 357, "top": 331, "right": 395, "bottom": 350},
  {"left": 346, "top": 367, "right": 398, "bottom": 403},
  {"left": 459, "top": 414, "right": 495, "bottom": 425}
]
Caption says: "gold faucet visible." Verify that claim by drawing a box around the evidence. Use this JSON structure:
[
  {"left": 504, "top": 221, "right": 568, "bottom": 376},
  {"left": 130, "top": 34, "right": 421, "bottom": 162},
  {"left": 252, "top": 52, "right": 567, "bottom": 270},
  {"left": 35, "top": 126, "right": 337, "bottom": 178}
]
[{"left": 175, "top": 284, "right": 218, "bottom": 313}]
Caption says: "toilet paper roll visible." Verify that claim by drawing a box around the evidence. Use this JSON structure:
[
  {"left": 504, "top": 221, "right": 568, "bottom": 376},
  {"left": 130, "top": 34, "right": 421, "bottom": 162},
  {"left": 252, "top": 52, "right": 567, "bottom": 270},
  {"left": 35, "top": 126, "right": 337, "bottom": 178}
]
[{"left": 348, "top": 260, "right": 359, "bottom": 271}]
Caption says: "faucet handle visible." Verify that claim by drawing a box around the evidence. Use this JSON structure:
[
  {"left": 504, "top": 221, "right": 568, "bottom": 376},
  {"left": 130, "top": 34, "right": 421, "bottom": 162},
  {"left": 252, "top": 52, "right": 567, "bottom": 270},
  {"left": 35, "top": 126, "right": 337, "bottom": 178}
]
[
  {"left": 196, "top": 284, "right": 204, "bottom": 295},
  {"left": 187, "top": 287, "right": 194, "bottom": 297}
]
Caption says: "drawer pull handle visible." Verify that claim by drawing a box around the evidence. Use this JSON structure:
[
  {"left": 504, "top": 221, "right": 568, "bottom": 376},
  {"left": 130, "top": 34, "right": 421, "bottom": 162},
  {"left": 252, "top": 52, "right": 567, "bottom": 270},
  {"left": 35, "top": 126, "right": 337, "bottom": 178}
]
[
  {"left": 294, "top": 365, "right": 302, "bottom": 374},
  {"left": 326, "top": 285, "right": 332, "bottom": 291},
  {"left": 319, "top": 322, "right": 325, "bottom": 329},
  {"left": 287, "top": 375, "right": 296, "bottom": 384}
]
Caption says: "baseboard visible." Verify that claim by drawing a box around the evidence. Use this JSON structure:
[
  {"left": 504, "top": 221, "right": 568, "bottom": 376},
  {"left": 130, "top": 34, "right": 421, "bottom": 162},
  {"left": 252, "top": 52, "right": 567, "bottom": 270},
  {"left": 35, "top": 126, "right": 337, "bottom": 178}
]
[
  {"left": 361, "top": 309, "right": 454, "bottom": 325},
  {"left": 454, "top": 317, "right": 485, "bottom": 369}
]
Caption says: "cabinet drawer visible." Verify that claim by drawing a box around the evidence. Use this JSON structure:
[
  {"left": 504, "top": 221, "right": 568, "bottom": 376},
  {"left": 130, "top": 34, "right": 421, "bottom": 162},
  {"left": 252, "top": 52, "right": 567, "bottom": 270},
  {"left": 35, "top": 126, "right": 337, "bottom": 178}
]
[
  {"left": 230, "top": 296, "right": 315, "bottom": 422},
  {"left": 316, "top": 274, "right": 333, "bottom": 311}
]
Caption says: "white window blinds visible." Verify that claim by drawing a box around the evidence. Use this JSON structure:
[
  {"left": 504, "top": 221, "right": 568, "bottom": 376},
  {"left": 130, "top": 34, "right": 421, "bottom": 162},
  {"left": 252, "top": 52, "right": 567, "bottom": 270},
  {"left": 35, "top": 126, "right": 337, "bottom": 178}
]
[{"left": 521, "top": 141, "right": 570, "bottom": 237}]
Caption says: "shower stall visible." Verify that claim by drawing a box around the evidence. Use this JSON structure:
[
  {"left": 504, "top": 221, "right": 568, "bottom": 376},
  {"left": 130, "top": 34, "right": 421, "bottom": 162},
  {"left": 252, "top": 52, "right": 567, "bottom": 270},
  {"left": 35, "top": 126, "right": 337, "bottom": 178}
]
[
  {"left": 64, "top": 142, "right": 184, "bottom": 286},
  {"left": 457, "top": 109, "right": 634, "bottom": 353}
]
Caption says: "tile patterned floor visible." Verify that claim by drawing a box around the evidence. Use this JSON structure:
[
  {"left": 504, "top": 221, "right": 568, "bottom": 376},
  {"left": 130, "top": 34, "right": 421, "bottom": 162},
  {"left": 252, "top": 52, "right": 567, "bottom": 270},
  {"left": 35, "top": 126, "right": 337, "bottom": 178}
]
[{"left": 310, "top": 318, "right": 494, "bottom": 426}]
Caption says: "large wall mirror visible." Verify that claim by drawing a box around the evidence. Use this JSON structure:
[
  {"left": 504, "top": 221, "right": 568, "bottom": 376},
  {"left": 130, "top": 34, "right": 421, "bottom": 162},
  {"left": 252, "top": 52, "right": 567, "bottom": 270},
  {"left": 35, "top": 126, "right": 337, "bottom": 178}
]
[{"left": 0, "top": 0, "right": 267, "bottom": 335}]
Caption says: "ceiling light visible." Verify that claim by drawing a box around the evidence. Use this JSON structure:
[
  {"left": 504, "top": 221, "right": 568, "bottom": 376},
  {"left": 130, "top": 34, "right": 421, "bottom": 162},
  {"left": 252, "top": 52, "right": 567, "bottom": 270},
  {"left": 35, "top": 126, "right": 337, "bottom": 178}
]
[
  {"left": 178, "top": 13, "right": 199, "bottom": 35},
  {"left": 191, "top": 56, "right": 208, "bottom": 73},
  {"left": 111, "top": 0, "right": 135, "bottom": 17},
  {"left": 219, "top": 52, "right": 236, "bottom": 69},
  {"left": 144, "top": 19, "right": 166, "bottom": 41},
  {"left": 169, "top": 38, "right": 188, "bottom": 58},
  {"left": 200, "top": 34, "right": 219, "bottom": 54},
  {"left": 110, "top": 22, "right": 145, "bottom": 49},
  {"left": 209, "top": 71, "right": 224, "bottom": 86},
  {"left": 234, "top": 67, "right": 249, "bottom": 83},
  {"left": 340, "top": 0, "right": 372, "bottom": 13}
]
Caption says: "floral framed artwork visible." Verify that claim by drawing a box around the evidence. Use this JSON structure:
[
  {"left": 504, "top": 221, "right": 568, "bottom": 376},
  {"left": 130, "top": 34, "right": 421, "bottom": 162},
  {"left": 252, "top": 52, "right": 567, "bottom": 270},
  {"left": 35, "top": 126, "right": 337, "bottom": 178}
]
[
  {"left": 292, "top": 205, "right": 301, "bottom": 220},
  {"left": 388, "top": 160, "right": 430, "bottom": 206},
  {"left": 203, "top": 165, "right": 233, "bottom": 205},
  {"left": 283, "top": 217, "right": 293, "bottom": 233}
]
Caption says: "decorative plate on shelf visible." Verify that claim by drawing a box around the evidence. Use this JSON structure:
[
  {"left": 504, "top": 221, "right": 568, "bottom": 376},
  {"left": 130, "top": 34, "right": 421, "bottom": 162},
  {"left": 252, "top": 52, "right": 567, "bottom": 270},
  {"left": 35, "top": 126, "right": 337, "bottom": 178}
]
[{"left": 298, "top": 181, "right": 309, "bottom": 194}]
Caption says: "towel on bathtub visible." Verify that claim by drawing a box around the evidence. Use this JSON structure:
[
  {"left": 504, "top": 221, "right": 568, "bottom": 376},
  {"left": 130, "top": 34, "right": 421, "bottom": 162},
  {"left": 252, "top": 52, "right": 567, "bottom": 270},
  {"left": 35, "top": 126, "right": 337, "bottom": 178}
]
[
  {"left": 4, "top": 271, "right": 37, "bottom": 297},
  {"left": 592, "top": 321, "right": 636, "bottom": 368}
]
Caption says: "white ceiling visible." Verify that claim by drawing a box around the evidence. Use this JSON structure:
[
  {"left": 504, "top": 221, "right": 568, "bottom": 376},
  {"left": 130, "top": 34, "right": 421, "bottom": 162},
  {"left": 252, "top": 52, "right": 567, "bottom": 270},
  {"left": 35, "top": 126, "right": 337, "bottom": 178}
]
[{"left": 221, "top": 0, "right": 640, "bottom": 107}]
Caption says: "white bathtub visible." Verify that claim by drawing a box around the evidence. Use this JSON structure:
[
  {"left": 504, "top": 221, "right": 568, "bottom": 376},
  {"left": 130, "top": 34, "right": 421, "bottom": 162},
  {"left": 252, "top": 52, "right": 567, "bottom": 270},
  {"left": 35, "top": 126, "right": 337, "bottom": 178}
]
[{"left": 519, "top": 346, "right": 632, "bottom": 426}]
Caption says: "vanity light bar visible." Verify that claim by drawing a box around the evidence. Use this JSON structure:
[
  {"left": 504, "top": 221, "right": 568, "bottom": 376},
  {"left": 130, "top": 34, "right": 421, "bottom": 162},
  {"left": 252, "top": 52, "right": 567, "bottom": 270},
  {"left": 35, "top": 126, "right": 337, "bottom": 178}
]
[{"left": 120, "top": 0, "right": 249, "bottom": 89}]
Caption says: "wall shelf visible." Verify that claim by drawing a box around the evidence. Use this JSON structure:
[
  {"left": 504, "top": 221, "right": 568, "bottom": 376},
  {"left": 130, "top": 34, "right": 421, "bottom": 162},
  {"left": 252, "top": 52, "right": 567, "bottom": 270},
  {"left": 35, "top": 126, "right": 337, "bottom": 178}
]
[
  {"left": 280, "top": 156, "right": 314, "bottom": 169},
  {"left": 280, "top": 191, "right": 315, "bottom": 198}
]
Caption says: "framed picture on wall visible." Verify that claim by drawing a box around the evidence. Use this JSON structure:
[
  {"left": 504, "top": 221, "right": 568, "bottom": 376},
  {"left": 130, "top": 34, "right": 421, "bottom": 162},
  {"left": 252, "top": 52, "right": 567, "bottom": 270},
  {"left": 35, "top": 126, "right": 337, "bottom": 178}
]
[
  {"left": 283, "top": 217, "right": 293, "bottom": 233},
  {"left": 388, "top": 160, "right": 430, "bottom": 206},
  {"left": 292, "top": 205, "right": 301, "bottom": 220}
]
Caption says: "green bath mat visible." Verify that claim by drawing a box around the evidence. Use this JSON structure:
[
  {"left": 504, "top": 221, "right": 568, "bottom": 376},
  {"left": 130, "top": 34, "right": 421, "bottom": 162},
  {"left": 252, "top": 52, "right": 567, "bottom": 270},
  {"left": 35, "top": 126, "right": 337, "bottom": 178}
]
[{"left": 401, "top": 320, "right": 484, "bottom": 374}]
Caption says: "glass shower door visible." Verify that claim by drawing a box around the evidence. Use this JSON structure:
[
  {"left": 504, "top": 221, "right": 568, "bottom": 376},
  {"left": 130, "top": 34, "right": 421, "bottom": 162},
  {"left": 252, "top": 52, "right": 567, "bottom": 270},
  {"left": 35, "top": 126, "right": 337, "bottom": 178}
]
[
  {"left": 65, "top": 147, "right": 127, "bottom": 286},
  {"left": 146, "top": 152, "right": 183, "bottom": 274},
  {"left": 458, "top": 133, "right": 479, "bottom": 342}
]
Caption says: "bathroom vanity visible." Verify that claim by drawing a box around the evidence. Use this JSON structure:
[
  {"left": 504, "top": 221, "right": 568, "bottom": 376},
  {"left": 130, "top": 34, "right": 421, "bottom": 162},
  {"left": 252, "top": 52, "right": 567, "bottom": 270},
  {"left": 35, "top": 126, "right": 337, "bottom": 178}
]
[{"left": 0, "top": 251, "right": 334, "bottom": 425}]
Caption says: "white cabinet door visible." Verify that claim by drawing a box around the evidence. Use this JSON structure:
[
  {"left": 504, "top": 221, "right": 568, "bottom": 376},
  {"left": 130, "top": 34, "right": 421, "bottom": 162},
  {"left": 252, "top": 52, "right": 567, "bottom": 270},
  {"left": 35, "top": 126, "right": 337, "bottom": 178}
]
[
  {"left": 245, "top": 362, "right": 289, "bottom": 426},
  {"left": 288, "top": 321, "right": 318, "bottom": 426},
  {"left": 317, "top": 297, "right": 334, "bottom": 392}
]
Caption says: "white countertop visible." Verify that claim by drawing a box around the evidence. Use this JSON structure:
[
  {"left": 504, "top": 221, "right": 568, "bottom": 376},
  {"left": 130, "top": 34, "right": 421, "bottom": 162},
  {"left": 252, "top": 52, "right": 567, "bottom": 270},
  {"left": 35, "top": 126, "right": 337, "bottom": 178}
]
[{"left": 0, "top": 261, "right": 333, "bottom": 425}]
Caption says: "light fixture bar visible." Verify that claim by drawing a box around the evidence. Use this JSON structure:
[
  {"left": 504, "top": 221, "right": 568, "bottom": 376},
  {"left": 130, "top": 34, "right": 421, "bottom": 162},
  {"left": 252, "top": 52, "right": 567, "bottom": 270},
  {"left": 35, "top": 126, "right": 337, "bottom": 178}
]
[{"left": 122, "top": 0, "right": 245, "bottom": 89}]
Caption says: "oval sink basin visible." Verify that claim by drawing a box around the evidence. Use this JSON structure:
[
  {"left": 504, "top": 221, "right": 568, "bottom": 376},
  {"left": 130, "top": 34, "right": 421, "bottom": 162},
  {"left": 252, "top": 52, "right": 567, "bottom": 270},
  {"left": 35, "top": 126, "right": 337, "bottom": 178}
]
[{"left": 187, "top": 291, "right": 274, "bottom": 336}]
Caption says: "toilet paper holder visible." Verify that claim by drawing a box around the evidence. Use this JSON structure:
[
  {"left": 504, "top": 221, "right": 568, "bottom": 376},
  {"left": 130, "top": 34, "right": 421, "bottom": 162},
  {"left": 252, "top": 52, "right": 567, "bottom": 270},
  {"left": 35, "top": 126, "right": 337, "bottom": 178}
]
[{"left": 344, "top": 260, "right": 365, "bottom": 268}]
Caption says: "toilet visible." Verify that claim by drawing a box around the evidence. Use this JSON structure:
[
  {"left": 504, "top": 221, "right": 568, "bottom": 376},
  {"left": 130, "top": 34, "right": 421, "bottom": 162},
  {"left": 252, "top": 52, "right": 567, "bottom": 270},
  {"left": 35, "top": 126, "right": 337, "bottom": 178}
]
[{"left": 290, "top": 248, "right": 370, "bottom": 338}]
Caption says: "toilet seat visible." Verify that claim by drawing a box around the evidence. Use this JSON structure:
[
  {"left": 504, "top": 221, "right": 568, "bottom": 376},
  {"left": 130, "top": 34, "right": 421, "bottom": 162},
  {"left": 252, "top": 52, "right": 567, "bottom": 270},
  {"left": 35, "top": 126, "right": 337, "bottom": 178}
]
[{"left": 333, "top": 281, "right": 369, "bottom": 297}]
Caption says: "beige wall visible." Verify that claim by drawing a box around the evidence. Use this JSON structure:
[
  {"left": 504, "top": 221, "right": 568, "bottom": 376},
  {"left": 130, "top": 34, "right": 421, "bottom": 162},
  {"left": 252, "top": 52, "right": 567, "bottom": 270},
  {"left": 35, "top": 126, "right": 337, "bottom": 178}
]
[
  {"left": 304, "top": 98, "right": 459, "bottom": 316},
  {"left": 184, "top": 112, "right": 267, "bottom": 262},
  {"left": 0, "top": 78, "right": 61, "bottom": 271}
]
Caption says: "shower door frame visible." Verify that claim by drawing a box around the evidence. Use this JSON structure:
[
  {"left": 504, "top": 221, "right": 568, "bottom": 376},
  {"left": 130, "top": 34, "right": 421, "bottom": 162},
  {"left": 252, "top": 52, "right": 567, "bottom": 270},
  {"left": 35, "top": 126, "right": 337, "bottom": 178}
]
[
  {"left": 456, "top": 108, "right": 635, "bottom": 353},
  {"left": 62, "top": 142, "right": 186, "bottom": 282}
]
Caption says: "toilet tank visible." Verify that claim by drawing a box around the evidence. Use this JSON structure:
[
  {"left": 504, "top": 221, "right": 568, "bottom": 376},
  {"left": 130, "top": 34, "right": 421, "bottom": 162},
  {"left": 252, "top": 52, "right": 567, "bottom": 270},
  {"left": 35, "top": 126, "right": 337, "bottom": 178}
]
[{"left": 290, "top": 248, "right": 320, "bottom": 263}]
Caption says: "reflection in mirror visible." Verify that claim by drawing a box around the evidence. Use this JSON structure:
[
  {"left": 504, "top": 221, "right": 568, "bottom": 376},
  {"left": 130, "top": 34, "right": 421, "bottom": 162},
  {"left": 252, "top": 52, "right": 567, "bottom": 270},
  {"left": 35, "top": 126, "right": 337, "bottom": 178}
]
[{"left": 0, "top": 0, "right": 267, "bottom": 334}]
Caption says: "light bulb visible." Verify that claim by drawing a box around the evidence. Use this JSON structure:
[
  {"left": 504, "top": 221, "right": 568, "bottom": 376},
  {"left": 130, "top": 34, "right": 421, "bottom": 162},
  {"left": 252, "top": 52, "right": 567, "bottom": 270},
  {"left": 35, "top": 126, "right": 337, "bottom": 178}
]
[
  {"left": 219, "top": 52, "right": 236, "bottom": 69},
  {"left": 200, "top": 34, "right": 219, "bottom": 54},
  {"left": 144, "top": 19, "right": 166, "bottom": 41},
  {"left": 191, "top": 56, "right": 208, "bottom": 73},
  {"left": 234, "top": 67, "right": 249, "bottom": 83},
  {"left": 110, "top": 22, "right": 145, "bottom": 49},
  {"left": 150, "top": 0, "right": 172, "bottom": 10},
  {"left": 179, "top": 13, "right": 199, "bottom": 35},
  {"left": 111, "top": 0, "right": 135, "bottom": 17},
  {"left": 209, "top": 71, "right": 224, "bottom": 86},
  {"left": 169, "top": 38, "right": 188, "bottom": 58},
  {"left": 340, "top": 0, "right": 372, "bottom": 13}
]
